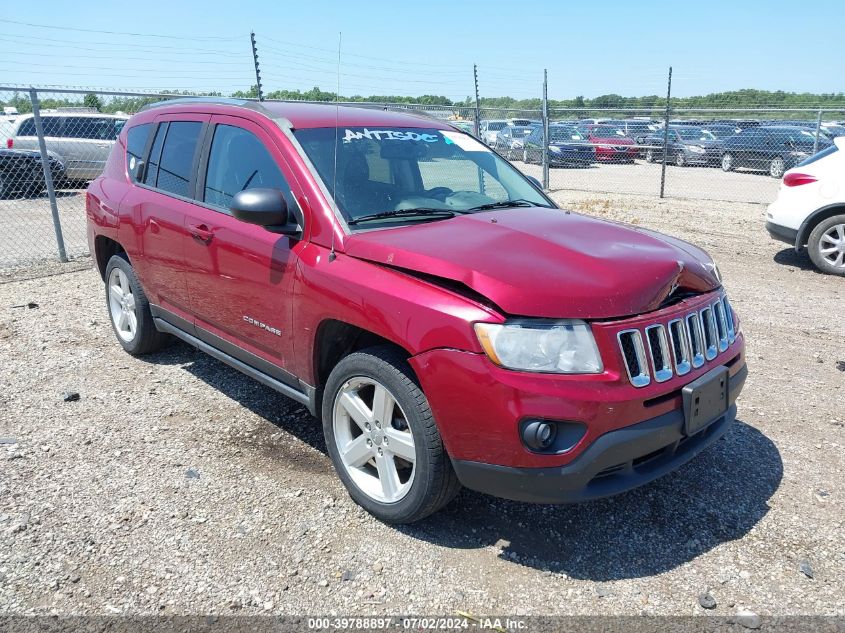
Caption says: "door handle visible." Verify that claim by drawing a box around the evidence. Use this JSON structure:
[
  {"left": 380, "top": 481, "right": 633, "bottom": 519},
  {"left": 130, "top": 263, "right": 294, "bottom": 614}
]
[{"left": 188, "top": 223, "right": 214, "bottom": 244}]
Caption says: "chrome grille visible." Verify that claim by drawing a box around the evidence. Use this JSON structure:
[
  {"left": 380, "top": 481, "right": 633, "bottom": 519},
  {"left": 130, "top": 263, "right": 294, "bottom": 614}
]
[{"left": 618, "top": 295, "right": 736, "bottom": 387}]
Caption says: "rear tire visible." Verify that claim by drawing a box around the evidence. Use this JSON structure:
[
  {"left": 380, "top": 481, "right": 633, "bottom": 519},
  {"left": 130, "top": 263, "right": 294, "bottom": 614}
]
[
  {"left": 322, "top": 346, "right": 461, "bottom": 524},
  {"left": 645, "top": 148, "right": 655, "bottom": 163},
  {"left": 769, "top": 156, "right": 786, "bottom": 179},
  {"left": 808, "top": 214, "right": 845, "bottom": 276},
  {"left": 676, "top": 152, "right": 686, "bottom": 167},
  {"left": 104, "top": 254, "right": 170, "bottom": 355},
  {"left": 721, "top": 152, "right": 734, "bottom": 172}
]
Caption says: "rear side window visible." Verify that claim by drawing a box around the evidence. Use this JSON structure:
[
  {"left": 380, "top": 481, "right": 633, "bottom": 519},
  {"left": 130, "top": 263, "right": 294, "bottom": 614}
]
[
  {"left": 17, "top": 119, "right": 36, "bottom": 136},
  {"left": 156, "top": 121, "right": 203, "bottom": 197},
  {"left": 203, "top": 124, "right": 289, "bottom": 210},
  {"left": 126, "top": 123, "right": 152, "bottom": 182}
]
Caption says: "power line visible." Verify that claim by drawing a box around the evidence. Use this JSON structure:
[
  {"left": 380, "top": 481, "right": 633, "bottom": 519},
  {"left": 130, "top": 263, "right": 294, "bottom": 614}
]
[
  {"left": 0, "top": 33, "right": 246, "bottom": 57},
  {"left": 0, "top": 18, "right": 244, "bottom": 41},
  {"left": 1, "top": 49, "right": 249, "bottom": 65},
  {"left": 259, "top": 34, "right": 467, "bottom": 70},
  {"left": 259, "top": 43, "right": 470, "bottom": 76}
]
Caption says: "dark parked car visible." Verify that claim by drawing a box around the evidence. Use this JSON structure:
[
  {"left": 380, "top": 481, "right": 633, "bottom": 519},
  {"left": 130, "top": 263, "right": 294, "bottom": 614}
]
[
  {"left": 521, "top": 124, "right": 595, "bottom": 166},
  {"left": 642, "top": 127, "right": 723, "bottom": 167},
  {"left": 494, "top": 125, "right": 535, "bottom": 159},
  {"left": 699, "top": 123, "right": 742, "bottom": 139},
  {"left": 721, "top": 126, "right": 833, "bottom": 178},
  {"left": 0, "top": 148, "right": 66, "bottom": 198}
]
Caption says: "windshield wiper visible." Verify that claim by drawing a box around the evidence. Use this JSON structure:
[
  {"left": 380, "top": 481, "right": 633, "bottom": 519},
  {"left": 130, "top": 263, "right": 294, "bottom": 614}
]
[
  {"left": 467, "top": 199, "right": 541, "bottom": 212},
  {"left": 347, "top": 208, "right": 458, "bottom": 226}
]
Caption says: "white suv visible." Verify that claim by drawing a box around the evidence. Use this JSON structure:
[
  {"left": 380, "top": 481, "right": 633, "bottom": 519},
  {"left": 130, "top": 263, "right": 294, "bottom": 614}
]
[{"left": 766, "top": 137, "right": 845, "bottom": 276}]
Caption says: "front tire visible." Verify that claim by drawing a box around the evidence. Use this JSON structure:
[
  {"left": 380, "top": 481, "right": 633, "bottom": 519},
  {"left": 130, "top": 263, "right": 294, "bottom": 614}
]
[
  {"left": 721, "top": 152, "right": 734, "bottom": 172},
  {"left": 645, "top": 148, "right": 655, "bottom": 163},
  {"left": 104, "top": 254, "right": 170, "bottom": 355},
  {"left": 322, "top": 346, "right": 461, "bottom": 524},
  {"left": 808, "top": 215, "right": 845, "bottom": 276}
]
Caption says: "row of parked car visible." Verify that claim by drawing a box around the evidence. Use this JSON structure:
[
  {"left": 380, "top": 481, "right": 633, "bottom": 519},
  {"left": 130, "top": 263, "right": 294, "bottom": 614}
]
[
  {"left": 0, "top": 109, "right": 128, "bottom": 198},
  {"left": 473, "top": 117, "right": 844, "bottom": 179}
]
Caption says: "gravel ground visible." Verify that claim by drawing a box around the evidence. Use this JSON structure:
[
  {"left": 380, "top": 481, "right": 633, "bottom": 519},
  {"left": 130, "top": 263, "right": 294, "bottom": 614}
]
[{"left": 0, "top": 191, "right": 843, "bottom": 622}]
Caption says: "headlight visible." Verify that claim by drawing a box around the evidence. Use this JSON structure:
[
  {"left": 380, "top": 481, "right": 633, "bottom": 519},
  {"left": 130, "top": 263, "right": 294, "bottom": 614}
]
[
  {"left": 474, "top": 321, "right": 603, "bottom": 374},
  {"left": 548, "top": 145, "right": 561, "bottom": 153},
  {"left": 689, "top": 145, "right": 706, "bottom": 153}
]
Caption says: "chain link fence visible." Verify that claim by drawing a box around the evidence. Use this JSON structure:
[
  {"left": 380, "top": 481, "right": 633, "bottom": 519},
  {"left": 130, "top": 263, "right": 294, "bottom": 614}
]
[{"left": 1, "top": 86, "right": 843, "bottom": 270}]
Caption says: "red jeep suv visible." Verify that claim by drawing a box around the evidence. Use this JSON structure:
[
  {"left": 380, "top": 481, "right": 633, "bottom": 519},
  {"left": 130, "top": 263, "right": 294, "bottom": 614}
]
[{"left": 87, "top": 98, "right": 746, "bottom": 524}]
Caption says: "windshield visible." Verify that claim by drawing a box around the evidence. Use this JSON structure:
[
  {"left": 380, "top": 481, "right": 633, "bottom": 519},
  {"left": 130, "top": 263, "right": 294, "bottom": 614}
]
[
  {"left": 510, "top": 126, "right": 533, "bottom": 137},
  {"left": 592, "top": 125, "right": 626, "bottom": 137},
  {"left": 549, "top": 126, "right": 584, "bottom": 142},
  {"left": 294, "top": 126, "right": 551, "bottom": 225},
  {"left": 676, "top": 128, "right": 717, "bottom": 141}
]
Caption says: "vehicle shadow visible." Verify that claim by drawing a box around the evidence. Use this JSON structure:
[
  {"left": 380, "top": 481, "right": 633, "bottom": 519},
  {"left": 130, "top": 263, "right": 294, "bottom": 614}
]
[
  {"left": 401, "top": 420, "right": 782, "bottom": 581},
  {"left": 143, "top": 341, "right": 327, "bottom": 454},
  {"left": 144, "top": 342, "right": 781, "bottom": 581},
  {"left": 773, "top": 247, "right": 817, "bottom": 272}
]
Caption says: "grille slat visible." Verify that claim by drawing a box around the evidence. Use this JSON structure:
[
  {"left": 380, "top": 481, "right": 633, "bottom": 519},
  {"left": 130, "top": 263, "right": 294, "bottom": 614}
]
[
  {"left": 618, "top": 295, "right": 736, "bottom": 388},
  {"left": 617, "top": 330, "right": 650, "bottom": 387}
]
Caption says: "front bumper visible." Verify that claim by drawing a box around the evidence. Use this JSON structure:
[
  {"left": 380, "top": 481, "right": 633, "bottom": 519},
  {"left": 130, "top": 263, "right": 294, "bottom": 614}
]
[{"left": 452, "top": 364, "right": 746, "bottom": 503}]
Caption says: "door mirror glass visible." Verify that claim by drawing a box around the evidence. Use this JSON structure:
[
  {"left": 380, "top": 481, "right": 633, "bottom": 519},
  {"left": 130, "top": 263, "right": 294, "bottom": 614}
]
[{"left": 230, "top": 188, "right": 296, "bottom": 233}]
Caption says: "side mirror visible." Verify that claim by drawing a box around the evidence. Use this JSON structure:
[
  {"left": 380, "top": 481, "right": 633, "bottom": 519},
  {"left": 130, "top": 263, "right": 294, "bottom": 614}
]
[
  {"left": 527, "top": 175, "right": 543, "bottom": 189},
  {"left": 230, "top": 188, "right": 300, "bottom": 235}
]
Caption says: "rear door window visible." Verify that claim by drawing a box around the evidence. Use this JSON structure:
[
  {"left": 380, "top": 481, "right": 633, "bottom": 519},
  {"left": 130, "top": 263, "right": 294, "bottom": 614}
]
[
  {"left": 143, "top": 124, "right": 166, "bottom": 187},
  {"left": 155, "top": 121, "right": 203, "bottom": 197},
  {"left": 41, "top": 116, "right": 62, "bottom": 137},
  {"left": 203, "top": 124, "right": 289, "bottom": 210}
]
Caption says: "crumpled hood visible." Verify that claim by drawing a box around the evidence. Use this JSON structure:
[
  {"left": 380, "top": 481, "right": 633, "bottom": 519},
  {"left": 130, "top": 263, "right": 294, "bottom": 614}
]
[{"left": 344, "top": 207, "right": 720, "bottom": 319}]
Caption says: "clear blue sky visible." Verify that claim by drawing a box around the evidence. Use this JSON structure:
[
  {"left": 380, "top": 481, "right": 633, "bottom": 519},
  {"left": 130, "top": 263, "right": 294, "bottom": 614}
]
[{"left": 2, "top": 0, "right": 843, "bottom": 100}]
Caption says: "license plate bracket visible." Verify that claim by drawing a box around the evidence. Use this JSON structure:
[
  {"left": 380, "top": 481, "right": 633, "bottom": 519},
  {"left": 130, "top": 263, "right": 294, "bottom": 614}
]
[{"left": 682, "top": 366, "right": 729, "bottom": 436}]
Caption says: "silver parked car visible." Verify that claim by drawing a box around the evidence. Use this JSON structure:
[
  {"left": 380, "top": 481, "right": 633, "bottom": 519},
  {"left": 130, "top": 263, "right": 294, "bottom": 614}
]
[{"left": 8, "top": 112, "right": 128, "bottom": 182}]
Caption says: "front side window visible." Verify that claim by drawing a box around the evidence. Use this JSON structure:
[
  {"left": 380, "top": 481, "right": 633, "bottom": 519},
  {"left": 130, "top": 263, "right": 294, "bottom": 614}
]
[
  {"left": 156, "top": 121, "right": 202, "bottom": 197},
  {"left": 203, "top": 124, "right": 289, "bottom": 210},
  {"left": 294, "top": 126, "right": 550, "bottom": 226}
]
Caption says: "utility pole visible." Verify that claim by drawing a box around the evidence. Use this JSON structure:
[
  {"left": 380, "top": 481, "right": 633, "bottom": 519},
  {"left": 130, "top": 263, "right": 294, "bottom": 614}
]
[
  {"left": 473, "top": 64, "right": 482, "bottom": 137},
  {"left": 659, "top": 66, "right": 672, "bottom": 199},
  {"left": 542, "top": 69, "right": 549, "bottom": 190},
  {"left": 250, "top": 31, "right": 264, "bottom": 101}
]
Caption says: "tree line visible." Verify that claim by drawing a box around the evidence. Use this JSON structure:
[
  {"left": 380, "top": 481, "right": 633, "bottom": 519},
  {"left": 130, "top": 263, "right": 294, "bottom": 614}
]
[{"left": 3, "top": 87, "right": 844, "bottom": 117}]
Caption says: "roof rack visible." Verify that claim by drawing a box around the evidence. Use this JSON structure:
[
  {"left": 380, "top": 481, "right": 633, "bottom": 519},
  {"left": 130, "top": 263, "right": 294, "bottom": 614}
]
[{"left": 139, "top": 96, "right": 263, "bottom": 113}]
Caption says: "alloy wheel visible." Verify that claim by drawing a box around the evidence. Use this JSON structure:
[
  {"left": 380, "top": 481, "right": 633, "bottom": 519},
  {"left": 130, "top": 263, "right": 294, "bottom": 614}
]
[
  {"left": 818, "top": 223, "right": 845, "bottom": 269},
  {"left": 108, "top": 267, "right": 137, "bottom": 342},
  {"left": 770, "top": 157, "right": 786, "bottom": 179},
  {"left": 332, "top": 377, "right": 416, "bottom": 503},
  {"left": 721, "top": 153, "right": 733, "bottom": 171}
]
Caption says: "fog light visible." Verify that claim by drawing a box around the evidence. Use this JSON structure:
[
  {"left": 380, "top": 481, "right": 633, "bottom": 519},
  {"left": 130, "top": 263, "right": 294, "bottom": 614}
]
[
  {"left": 520, "top": 419, "right": 587, "bottom": 454},
  {"left": 522, "top": 420, "right": 557, "bottom": 450}
]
